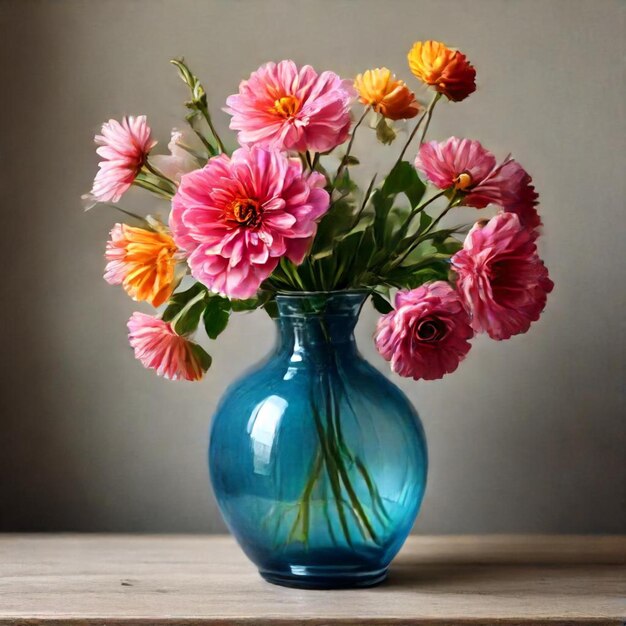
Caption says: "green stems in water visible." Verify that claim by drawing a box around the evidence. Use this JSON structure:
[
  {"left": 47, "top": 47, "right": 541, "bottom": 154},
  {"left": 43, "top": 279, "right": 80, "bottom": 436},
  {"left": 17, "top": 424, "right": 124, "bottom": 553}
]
[{"left": 286, "top": 328, "right": 389, "bottom": 548}]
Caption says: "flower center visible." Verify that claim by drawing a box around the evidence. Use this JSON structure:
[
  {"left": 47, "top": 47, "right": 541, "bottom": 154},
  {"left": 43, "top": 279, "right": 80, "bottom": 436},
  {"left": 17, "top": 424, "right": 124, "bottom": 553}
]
[
  {"left": 415, "top": 317, "right": 448, "bottom": 342},
  {"left": 231, "top": 199, "right": 260, "bottom": 227},
  {"left": 454, "top": 171, "right": 473, "bottom": 190},
  {"left": 273, "top": 95, "right": 300, "bottom": 119}
]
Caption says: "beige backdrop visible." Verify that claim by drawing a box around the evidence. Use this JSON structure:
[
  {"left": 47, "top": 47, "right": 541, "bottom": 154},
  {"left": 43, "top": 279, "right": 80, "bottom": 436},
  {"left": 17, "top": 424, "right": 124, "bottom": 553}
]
[{"left": 1, "top": 0, "right": 624, "bottom": 533}]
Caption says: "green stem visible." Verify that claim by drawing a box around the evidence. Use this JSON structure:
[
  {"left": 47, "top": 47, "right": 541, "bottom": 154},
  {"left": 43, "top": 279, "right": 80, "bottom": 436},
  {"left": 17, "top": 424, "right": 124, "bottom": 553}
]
[
  {"left": 394, "top": 92, "right": 440, "bottom": 165},
  {"left": 391, "top": 196, "right": 458, "bottom": 268},
  {"left": 417, "top": 92, "right": 442, "bottom": 146},
  {"left": 310, "top": 393, "right": 353, "bottom": 547},
  {"left": 199, "top": 104, "right": 226, "bottom": 154},
  {"left": 143, "top": 160, "right": 177, "bottom": 189},
  {"left": 132, "top": 177, "right": 174, "bottom": 199},
  {"left": 333, "top": 107, "right": 369, "bottom": 189}
]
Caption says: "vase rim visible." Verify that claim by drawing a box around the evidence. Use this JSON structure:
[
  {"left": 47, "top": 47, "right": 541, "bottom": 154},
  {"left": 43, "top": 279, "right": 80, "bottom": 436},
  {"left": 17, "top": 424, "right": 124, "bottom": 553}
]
[{"left": 274, "top": 289, "right": 371, "bottom": 298}]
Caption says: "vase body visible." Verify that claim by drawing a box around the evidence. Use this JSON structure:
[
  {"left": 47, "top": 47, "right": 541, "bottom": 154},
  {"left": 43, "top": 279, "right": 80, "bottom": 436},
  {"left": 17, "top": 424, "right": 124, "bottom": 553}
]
[{"left": 209, "top": 291, "right": 427, "bottom": 588}]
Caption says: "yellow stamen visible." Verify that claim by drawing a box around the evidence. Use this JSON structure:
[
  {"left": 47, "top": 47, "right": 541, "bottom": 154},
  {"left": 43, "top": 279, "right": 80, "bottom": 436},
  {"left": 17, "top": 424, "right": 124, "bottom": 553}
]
[
  {"left": 454, "top": 172, "right": 473, "bottom": 190},
  {"left": 273, "top": 95, "right": 300, "bottom": 119}
]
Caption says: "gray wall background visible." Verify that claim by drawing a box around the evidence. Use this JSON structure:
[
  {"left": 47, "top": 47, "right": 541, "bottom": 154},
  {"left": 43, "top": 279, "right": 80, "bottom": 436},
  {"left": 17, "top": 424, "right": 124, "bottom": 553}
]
[{"left": 1, "top": 0, "right": 624, "bottom": 533}]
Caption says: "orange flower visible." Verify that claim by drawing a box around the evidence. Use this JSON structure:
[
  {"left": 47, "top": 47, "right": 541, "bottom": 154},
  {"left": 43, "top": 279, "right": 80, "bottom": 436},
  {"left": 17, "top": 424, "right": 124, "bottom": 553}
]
[
  {"left": 407, "top": 41, "right": 476, "bottom": 102},
  {"left": 354, "top": 68, "right": 420, "bottom": 120},
  {"left": 104, "top": 222, "right": 178, "bottom": 307}
]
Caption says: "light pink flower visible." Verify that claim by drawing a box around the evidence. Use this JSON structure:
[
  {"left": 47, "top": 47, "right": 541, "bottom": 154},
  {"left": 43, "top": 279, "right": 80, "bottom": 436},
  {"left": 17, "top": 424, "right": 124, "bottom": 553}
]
[
  {"left": 225, "top": 60, "right": 353, "bottom": 153},
  {"left": 374, "top": 282, "right": 474, "bottom": 381},
  {"left": 415, "top": 137, "right": 541, "bottom": 230},
  {"left": 170, "top": 146, "right": 330, "bottom": 299},
  {"left": 151, "top": 129, "right": 201, "bottom": 183},
  {"left": 452, "top": 213, "right": 553, "bottom": 340},
  {"left": 127, "top": 312, "right": 209, "bottom": 381},
  {"left": 91, "top": 116, "right": 157, "bottom": 202}
]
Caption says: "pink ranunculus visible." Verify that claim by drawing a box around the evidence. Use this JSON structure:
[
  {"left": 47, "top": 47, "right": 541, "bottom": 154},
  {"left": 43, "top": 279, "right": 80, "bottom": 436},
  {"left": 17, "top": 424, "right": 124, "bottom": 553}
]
[
  {"left": 415, "top": 137, "right": 541, "bottom": 230},
  {"left": 374, "top": 281, "right": 474, "bottom": 381},
  {"left": 170, "top": 145, "right": 330, "bottom": 299},
  {"left": 225, "top": 60, "right": 354, "bottom": 153},
  {"left": 479, "top": 158, "right": 541, "bottom": 229},
  {"left": 91, "top": 115, "right": 157, "bottom": 202},
  {"left": 452, "top": 213, "right": 553, "bottom": 340},
  {"left": 127, "top": 312, "right": 209, "bottom": 381}
]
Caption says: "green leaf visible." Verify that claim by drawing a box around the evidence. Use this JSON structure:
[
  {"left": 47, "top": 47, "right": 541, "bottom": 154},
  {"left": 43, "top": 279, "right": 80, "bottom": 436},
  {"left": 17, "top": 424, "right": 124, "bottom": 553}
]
[
  {"left": 375, "top": 116, "right": 396, "bottom": 145},
  {"left": 382, "top": 161, "right": 426, "bottom": 209},
  {"left": 203, "top": 296, "right": 230, "bottom": 339},
  {"left": 162, "top": 282, "right": 206, "bottom": 322},
  {"left": 263, "top": 298, "right": 279, "bottom": 319},
  {"left": 189, "top": 343, "right": 212, "bottom": 372},
  {"left": 311, "top": 195, "right": 357, "bottom": 257},
  {"left": 371, "top": 292, "right": 393, "bottom": 314},
  {"left": 371, "top": 189, "right": 393, "bottom": 247},
  {"left": 230, "top": 298, "right": 259, "bottom": 312},
  {"left": 173, "top": 297, "right": 206, "bottom": 335}
]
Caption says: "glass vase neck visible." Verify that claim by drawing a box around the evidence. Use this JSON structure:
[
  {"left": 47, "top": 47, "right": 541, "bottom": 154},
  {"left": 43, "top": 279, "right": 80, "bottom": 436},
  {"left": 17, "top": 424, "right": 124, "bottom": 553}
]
[{"left": 274, "top": 291, "right": 368, "bottom": 354}]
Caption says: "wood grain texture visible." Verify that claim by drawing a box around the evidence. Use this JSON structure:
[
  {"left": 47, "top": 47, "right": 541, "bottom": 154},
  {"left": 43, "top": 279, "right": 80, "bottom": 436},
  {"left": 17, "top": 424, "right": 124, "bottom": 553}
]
[{"left": 0, "top": 535, "right": 624, "bottom": 626}]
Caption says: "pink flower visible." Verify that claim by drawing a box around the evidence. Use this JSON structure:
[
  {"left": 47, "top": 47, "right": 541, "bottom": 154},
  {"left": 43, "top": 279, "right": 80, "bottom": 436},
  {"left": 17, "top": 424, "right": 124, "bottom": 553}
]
[
  {"left": 127, "top": 312, "right": 209, "bottom": 381},
  {"left": 170, "top": 145, "right": 330, "bottom": 299},
  {"left": 375, "top": 282, "right": 474, "bottom": 381},
  {"left": 151, "top": 129, "right": 201, "bottom": 183},
  {"left": 91, "top": 116, "right": 157, "bottom": 202},
  {"left": 479, "top": 159, "right": 541, "bottom": 229},
  {"left": 225, "top": 60, "right": 353, "bottom": 153},
  {"left": 415, "top": 138, "right": 541, "bottom": 230},
  {"left": 452, "top": 213, "right": 553, "bottom": 340}
]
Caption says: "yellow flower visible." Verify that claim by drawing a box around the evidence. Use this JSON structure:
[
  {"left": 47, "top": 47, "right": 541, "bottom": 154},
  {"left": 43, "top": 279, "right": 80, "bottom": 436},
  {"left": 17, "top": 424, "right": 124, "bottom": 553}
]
[
  {"left": 354, "top": 68, "right": 420, "bottom": 120},
  {"left": 407, "top": 41, "right": 476, "bottom": 102},
  {"left": 104, "top": 222, "right": 178, "bottom": 307}
]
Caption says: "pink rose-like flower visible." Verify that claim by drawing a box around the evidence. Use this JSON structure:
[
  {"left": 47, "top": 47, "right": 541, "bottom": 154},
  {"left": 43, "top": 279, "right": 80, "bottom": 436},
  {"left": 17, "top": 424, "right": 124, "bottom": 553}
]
[
  {"left": 127, "top": 312, "right": 209, "bottom": 381},
  {"left": 415, "top": 137, "right": 541, "bottom": 230},
  {"left": 225, "top": 60, "right": 353, "bottom": 153},
  {"left": 452, "top": 213, "right": 553, "bottom": 340},
  {"left": 90, "top": 115, "right": 157, "bottom": 202},
  {"left": 375, "top": 282, "right": 474, "bottom": 381},
  {"left": 170, "top": 145, "right": 330, "bottom": 299}
]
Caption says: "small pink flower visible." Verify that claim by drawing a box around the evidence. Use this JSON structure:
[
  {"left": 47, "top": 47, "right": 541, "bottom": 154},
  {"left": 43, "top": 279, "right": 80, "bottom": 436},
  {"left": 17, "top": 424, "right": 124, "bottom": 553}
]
[
  {"left": 375, "top": 282, "right": 474, "bottom": 381},
  {"left": 91, "top": 116, "right": 156, "bottom": 202},
  {"left": 151, "top": 129, "right": 201, "bottom": 183},
  {"left": 170, "top": 145, "right": 330, "bottom": 299},
  {"left": 225, "top": 60, "right": 354, "bottom": 153},
  {"left": 415, "top": 138, "right": 541, "bottom": 230},
  {"left": 127, "top": 312, "right": 209, "bottom": 381},
  {"left": 452, "top": 213, "right": 553, "bottom": 340}
]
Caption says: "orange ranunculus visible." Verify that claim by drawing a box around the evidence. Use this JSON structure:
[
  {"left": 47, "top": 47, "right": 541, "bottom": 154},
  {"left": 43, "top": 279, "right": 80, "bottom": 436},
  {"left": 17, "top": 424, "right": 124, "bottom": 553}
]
[
  {"left": 354, "top": 68, "right": 420, "bottom": 120},
  {"left": 104, "top": 222, "right": 178, "bottom": 307},
  {"left": 407, "top": 41, "right": 476, "bottom": 102}
]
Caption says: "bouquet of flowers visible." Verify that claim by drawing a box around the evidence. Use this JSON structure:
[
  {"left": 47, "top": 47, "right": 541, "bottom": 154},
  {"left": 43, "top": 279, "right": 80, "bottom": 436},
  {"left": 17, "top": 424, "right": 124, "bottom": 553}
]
[{"left": 86, "top": 40, "right": 552, "bottom": 384}]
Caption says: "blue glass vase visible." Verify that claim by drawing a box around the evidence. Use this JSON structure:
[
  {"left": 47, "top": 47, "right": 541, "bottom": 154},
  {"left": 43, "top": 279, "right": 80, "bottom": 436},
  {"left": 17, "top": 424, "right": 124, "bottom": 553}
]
[{"left": 209, "top": 291, "right": 427, "bottom": 589}]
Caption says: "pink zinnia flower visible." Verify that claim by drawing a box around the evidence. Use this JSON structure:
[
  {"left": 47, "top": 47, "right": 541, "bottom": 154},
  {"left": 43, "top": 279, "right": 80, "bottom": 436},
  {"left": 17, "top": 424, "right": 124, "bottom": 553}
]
[
  {"left": 91, "top": 116, "right": 156, "bottom": 202},
  {"left": 127, "top": 312, "right": 209, "bottom": 381},
  {"left": 415, "top": 137, "right": 541, "bottom": 230},
  {"left": 374, "top": 282, "right": 474, "bottom": 381},
  {"left": 225, "top": 60, "right": 353, "bottom": 153},
  {"left": 452, "top": 213, "right": 553, "bottom": 340},
  {"left": 170, "top": 145, "right": 330, "bottom": 299}
]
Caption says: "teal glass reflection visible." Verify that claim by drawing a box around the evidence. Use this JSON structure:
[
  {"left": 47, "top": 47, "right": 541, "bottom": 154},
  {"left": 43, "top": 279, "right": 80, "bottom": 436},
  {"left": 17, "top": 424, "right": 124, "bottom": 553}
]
[{"left": 209, "top": 291, "right": 427, "bottom": 588}]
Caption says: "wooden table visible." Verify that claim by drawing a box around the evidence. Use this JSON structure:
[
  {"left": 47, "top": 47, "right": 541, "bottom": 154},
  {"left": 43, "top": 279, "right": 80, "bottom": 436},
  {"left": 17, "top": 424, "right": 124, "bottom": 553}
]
[{"left": 0, "top": 535, "right": 624, "bottom": 625}]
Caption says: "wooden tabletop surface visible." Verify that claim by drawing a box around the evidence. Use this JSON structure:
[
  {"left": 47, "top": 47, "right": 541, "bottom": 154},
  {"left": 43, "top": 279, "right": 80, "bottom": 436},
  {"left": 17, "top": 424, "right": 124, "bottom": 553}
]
[{"left": 0, "top": 534, "right": 624, "bottom": 625}]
